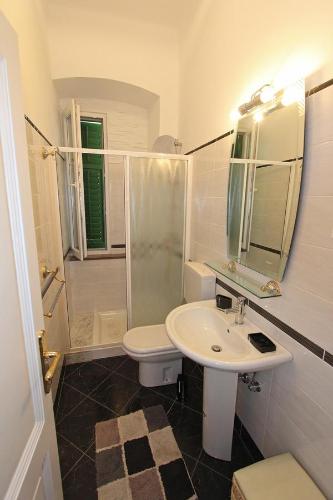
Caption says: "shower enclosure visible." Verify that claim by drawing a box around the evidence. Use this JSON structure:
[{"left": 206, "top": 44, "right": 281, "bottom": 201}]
[
  {"left": 126, "top": 157, "right": 187, "bottom": 328},
  {"left": 55, "top": 143, "right": 191, "bottom": 354}
]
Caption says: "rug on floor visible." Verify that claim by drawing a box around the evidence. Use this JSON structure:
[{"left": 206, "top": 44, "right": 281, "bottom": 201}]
[{"left": 95, "top": 404, "right": 197, "bottom": 500}]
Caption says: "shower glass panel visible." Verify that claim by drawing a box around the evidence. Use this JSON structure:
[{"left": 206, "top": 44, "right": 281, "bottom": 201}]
[{"left": 128, "top": 157, "right": 187, "bottom": 328}]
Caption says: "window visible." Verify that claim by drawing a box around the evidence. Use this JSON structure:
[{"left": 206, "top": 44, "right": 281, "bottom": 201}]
[{"left": 80, "top": 118, "right": 106, "bottom": 250}]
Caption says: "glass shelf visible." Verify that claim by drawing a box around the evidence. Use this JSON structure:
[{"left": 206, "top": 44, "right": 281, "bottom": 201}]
[{"left": 206, "top": 261, "right": 281, "bottom": 299}]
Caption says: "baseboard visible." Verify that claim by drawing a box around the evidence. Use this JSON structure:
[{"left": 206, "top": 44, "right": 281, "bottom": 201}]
[{"left": 65, "top": 343, "right": 126, "bottom": 365}]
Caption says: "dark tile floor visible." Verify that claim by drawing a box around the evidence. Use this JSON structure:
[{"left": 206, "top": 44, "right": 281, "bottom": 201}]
[{"left": 54, "top": 355, "right": 262, "bottom": 499}]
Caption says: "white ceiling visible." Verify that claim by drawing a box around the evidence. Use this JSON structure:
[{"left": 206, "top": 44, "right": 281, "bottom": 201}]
[{"left": 44, "top": 0, "right": 199, "bottom": 31}]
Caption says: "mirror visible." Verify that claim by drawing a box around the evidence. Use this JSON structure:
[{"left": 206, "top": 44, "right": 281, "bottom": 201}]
[{"left": 227, "top": 81, "right": 305, "bottom": 281}]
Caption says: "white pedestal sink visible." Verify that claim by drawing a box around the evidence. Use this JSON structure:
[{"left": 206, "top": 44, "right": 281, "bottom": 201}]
[{"left": 166, "top": 300, "right": 292, "bottom": 461}]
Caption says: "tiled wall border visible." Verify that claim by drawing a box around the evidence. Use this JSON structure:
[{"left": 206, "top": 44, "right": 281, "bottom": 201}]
[
  {"left": 186, "top": 130, "right": 234, "bottom": 155},
  {"left": 216, "top": 278, "right": 333, "bottom": 367}
]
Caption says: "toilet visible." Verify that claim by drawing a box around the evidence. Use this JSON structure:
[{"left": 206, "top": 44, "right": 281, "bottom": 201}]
[{"left": 123, "top": 262, "right": 216, "bottom": 387}]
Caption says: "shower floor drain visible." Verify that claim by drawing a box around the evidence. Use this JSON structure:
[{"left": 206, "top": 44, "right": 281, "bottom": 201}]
[{"left": 211, "top": 344, "right": 222, "bottom": 352}]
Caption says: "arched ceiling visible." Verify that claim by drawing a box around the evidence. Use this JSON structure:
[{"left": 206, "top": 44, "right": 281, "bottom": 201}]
[
  {"left": 54, "top": 77, "right": 159, "bottom": 109},
  {"left": 44, "top": 0, "right": 199, "bottom": 32}
]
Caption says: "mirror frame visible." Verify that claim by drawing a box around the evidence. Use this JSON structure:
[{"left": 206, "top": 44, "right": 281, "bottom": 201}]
[{"left": 227, "top": 81, "right": 305, "bottom": 281}]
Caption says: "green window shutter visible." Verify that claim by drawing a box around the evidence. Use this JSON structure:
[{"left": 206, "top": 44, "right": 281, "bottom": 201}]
[{"left": 81, "top": 120, "right": 106, "bottom": 249}]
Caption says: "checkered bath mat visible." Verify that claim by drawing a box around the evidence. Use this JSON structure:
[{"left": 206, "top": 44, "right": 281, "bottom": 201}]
[{"left": 95, "top": 405, "right": 197, "bottom": 500}]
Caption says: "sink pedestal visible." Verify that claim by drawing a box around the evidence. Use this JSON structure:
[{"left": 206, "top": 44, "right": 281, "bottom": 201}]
[{"left": 203, "top": 368, "right": 238, "bottom": 461}]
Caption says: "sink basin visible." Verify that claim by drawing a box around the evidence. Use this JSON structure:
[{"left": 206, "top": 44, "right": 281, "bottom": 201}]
[
  {"left": 166, "top": 299, "right": 292, "bottom": 461},
  {"left": 166, "top": 300, "right": 292, "bottom": 372}
]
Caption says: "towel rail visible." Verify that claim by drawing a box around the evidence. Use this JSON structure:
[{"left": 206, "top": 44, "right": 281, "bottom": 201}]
[
  {"left": 41, "top": 266, "right": 65, "bottom": 298},
  {"left": 44, "top": 281, "right": 65, "bottom": 319}
]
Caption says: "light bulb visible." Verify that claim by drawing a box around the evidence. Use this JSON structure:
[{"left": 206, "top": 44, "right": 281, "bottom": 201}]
[
  {"left": 230, "top": 109, "right": 241, "bottom": 121},
  {"left": 259, "top": 85, "right": 275, "bottom": 103},
  {"left": 281, "top": 84, "right": 301, "bottom": 106},
  {"left": 254, "top": 111, "right": 263, "bottom": 122}
]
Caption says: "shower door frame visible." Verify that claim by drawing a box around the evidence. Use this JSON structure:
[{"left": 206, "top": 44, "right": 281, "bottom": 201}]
[
  {"left": 124, "top": 153, "right": 193, "bottom": 329},
  {"left": 55, "top": 145, "right": 193, "bottom": 358}
]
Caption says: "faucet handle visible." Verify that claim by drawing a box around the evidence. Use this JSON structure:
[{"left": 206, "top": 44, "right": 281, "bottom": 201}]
[{"left": 236, "top": 296, "right": 246, "bottom": 305}]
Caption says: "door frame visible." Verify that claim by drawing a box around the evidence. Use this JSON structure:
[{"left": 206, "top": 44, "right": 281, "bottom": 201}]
[{"left": 0, "top": 12, "right": 62, "bottom": 499}]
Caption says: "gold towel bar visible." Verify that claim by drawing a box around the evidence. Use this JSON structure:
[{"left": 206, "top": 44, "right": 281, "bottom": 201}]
[{"left": 44, "top": 281, "right": 65, "bottom": 319}]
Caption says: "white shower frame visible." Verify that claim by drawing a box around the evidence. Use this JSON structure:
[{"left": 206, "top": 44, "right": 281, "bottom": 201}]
[{"left": 55, "top": 146, "right": 193, "bottom": 361}]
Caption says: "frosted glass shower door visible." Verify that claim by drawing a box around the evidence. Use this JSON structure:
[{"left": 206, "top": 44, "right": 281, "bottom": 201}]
[{"left": 127, "top": 157, "right": 187, "bottom": 328}]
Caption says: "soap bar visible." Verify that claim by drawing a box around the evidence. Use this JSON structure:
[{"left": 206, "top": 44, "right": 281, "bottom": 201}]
[
  {"left": 248, "top": 332, "right": 276, "bottom": 353},
  {"left": 216, "top": 294, "right": 232, "bottom": 310}
]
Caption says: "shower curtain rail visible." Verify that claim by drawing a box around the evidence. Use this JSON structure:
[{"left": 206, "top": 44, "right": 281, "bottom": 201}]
[{"left": 44, "top": 145, "right": 191, "bottom": 161}]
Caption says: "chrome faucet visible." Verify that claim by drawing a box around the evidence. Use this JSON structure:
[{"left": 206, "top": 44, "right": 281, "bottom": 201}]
[{"left": 235, "top": 296, "right": 246, "bottom": 325}]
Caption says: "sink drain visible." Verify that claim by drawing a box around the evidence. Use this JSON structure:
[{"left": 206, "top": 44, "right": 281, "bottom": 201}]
[{"left": 211, "top": 344, "right": 222, "bottom": 352}]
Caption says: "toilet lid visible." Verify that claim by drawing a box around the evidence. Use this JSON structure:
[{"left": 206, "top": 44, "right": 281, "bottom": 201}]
[{"left": 123, "top": 324, "right": 178, "bottom": 354}]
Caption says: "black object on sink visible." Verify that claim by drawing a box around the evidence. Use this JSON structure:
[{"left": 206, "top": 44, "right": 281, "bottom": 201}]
[
  {"left": 248, "top": 332, "right": 276, "bottom": 353},
  {"left": 216, "top": 294, "right": 232, "bottom": 310}
]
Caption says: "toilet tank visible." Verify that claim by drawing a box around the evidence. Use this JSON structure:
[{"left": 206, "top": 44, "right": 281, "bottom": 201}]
[{"left": 184, "top": 261, "right": 216, "bottom": 303}]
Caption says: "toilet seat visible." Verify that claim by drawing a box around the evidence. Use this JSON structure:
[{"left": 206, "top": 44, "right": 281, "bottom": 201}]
[
  {"left": 123, "top": 324, "right": 178, "bottom": 355},
  {"left": 123, "top": 324, "right": 182, "bottom": 386}
]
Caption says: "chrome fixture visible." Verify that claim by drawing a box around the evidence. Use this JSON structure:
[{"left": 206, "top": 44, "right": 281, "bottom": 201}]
[
  {"left": 239, "top": 372, "right": 262, "bottom": 392},
  {"left": 261, "top": 280, "right": 281, "bottom": 295},
  {"left": 239, "top": 373, "right": 250, "bottom": 384},
  {"left": 248, "top": 373, "right": 262, "bottom": 392},
  {"left": 238, "top": 84, "right": 274, "bottom": 116},
  {"left": 235, "top": 296, "right": 246, "bottom": 325}
]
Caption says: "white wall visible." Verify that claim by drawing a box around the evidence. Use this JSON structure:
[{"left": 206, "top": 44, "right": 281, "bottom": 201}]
[
  {"left": 0, "top": 1, "right": 70, "bottom": 396},
  {"left": 189, "top": 81, "right": 333, "bottom": 496},
  {"left": 73, "top": 97, "right": 149, "bottom": 151},
  {"left": 179, "top": 0, "right": 333, "bottom": 152},
  {"left": 0, "top": 0, "right": 59, "bottom": 142},
  {"left": 45, "top": 2, "right": 179, "bottom": 139}
]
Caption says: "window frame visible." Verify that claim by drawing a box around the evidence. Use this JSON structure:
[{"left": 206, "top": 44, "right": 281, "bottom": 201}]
[{"left": 79, "top": 110, "right": 112, "bottom": 256}]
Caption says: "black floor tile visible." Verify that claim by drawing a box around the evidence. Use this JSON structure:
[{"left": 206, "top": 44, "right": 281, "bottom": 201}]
[
  {"left": 56, "top": 357, "right": 262, "bottom": 500},
  {"left": 191, "top": 363, "right": 203, "bottom": 380},
  {"left": 63, "top": 455, "right": 97, "bottom": 500},
  {"left": 90, "top": 372, "right": 140, "bottom": 415},
  {"left": 183, "top": 375, "right": 203, "bottom": 413},
  {"left": 199, "top": 431, "right": 254, "bottom": 480},
  {"left": 93, "top": 355, "right": 126, "bottom": 372},
  {"left": 234, "top": 414, "right": 242, "bottom": 434},
  {"left": 151, "top": 382, "right": 178, "bottom": 400},
  {"left": 57, "top": 396, "right": 115, "bottom": 453},
  {"left": 114, "top": 356, "right": 139, "bottom": 382},
  {"left": 167, "top": 402, "right": 202, "bottom": 460},
  {"left": 64, "top": 362, "right": 85, "bottom": 380},
  {"left": 159, "top": 458, "right": 196, "bottom": 500},
  {"left": 85, "top": 442, "right": 96, "bottom": 461},
  {"left": 55, "top": 383, "right": 86, "bottom": 424},
  {"left": 192, "top": 462, "right": 232, "bottom": 500},
  {"left": 122, "top": 385, "right": 175, "bottom": 415},
  {"left": 240, "top": 425, "right": 264, "bottom": 461},
  {"left": 65, "top": 362, "right": 111, "bottom": 395},
  {"left": 57, "top": 435, "right": 83, "bottom": 479},
  {"left": 182, "top": 453, "right": 198, "bottom": 477},
  {"left": 183, "top": 358, "right": 203, "bottom": 380},
  {"left": 182, "top": 357, "right": 196, "bottom": 376}
]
